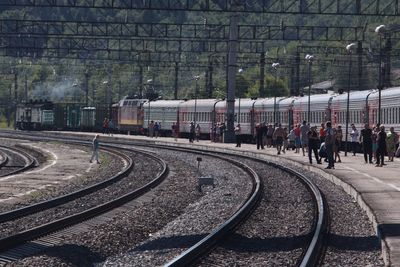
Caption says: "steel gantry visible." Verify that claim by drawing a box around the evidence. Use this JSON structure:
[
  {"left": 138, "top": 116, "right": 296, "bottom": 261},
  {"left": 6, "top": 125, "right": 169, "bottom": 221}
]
[
  {"left": 0, "top": 0, "right": 399, "bottom": 16},
  {"left": 0, "top": 19, "right": 367, "bottom": 42}
]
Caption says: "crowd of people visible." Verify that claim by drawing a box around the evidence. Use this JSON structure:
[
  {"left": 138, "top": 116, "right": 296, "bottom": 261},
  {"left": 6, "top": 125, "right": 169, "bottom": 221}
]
[{"left": 252, "top": 121, "right": 399, "bottom": 169}]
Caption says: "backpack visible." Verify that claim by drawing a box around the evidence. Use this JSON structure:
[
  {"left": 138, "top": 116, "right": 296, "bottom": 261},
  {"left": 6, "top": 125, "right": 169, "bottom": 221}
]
[{"left": 325, "top": 128, "right": 335, "bottom": 145}]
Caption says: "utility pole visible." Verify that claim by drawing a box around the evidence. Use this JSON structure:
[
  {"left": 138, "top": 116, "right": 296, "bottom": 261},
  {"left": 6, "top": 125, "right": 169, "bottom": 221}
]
[
  {"left": 24, "top": 74, "right": 28, "bottom": 102},
  {"left": 208, "top": 61, "right": 213, "bottom": 98},
  {"left": 174, "top": 62, "right": 179, "bottom": 100},
  {"left": 357, "top": 41, "right": 363, "bottom": 90},
  {"left": 225, "top": 2, "right": 241, "bottom": 143},
  {"left": 84, "top": 70, "right": 89, "bottom": 106},
  {"left": 138, "top": 65, "right": 143, "bottom": 98},
  {"left": 259, "top": 52, "right": 265, "bottom": 97}
]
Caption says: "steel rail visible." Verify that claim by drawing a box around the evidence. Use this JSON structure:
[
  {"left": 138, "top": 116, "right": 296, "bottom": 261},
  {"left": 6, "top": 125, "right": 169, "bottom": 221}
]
[
  {"left": 0, "top": 145, "right": 36, "bottom": 177},
  {"left": 0, "top": 145, "right": 134, "bottom": 223},
  {"left": 0, "top": 131, "right": 328, "bottom": 265},
  {"left": 0, "top": 143, "right": 168, "bottom": 255}
]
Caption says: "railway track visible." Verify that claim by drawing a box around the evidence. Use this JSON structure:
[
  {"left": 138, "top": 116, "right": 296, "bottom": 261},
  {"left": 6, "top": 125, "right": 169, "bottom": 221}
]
[
  {"left": 0, "top": 145, "right": 36, "bottom": 177},
  {"left": 0, "top": 142, "right": 168, "bottom": 264},
  {"left": 0, "top": 132, "right": 329, "bottom": 266}
]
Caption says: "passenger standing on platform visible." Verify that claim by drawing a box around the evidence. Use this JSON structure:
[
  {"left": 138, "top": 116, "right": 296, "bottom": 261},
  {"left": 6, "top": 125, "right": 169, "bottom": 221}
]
[
  {"left": 102, "top": 118, "right": 109, "bottom": 135},
  {"left": 154, "top": 122, "right": 160, "bottom": 138},
  {"left": 108, "top": 119, "right": 114, "bottom": 136},
  {"left": 319, "top": 123, "right": 326, "bottom": 144},
  {"left": 189, "top": 122, "right": 195, "bottom": 143},
  {"left": 336, "top": 125, "right": 343, "bottom": 151},
  {"left": 266, "top": 124, "right": 274, "bottom": 147},
  {"left": 308, "top": 126, "right": 321, "bottom": 164},
  {"left": 294, "top": 124, "right": 301, "bottom": 153},
  {"left": 234, "top": 124, "right": 241, "bottom": 147},
  {"left": 325, "top": 121, "right": 335, "bottom": 169},
  {"left": 386, "top": 127, "right": 399, "bottom": 162},
  {"left": 372, "top": 126, "right": 378, "bottom": 162},
  {"left": 333, "top": 127, "right": 342, "bottom": 163},
  {"left": 360, "top": 123, "right": 373, "bottom": 164},
  {"left": 376, "top": 125, "right": 387, "bottom": 167},
  {"left": 90, "top": 134, "right": 100, "bottom": 164},
  {"left": 215, "top": 123, "right": 221, "bottom": 142},
  {"left": 255, "top": 123, "right": 264, "bottom": 150},
  {"left": 288, "top": 127, "right": 296, "bottom": 151},
  {"left": 273, "top": 123, "right": 285, "bottom": 154},
  {"left": 195, "top": 123, "right": 201, "bottom": 142},
  {"left": 148, "top": 121, "right": 154, "bottom": 137},
  {"left": 220, "top": 123, "right": 226, "bottom": 143},
  {"left": 300, "top": 121, "right": 310, "bottom": 156},
  {"left": 171, "top": 122, "right": 178, "bottom": 141},
  {"left": 350, "top": 124, "right": 359, "bottom": 156},
  {"left": 282, "top": 127, "right": 288, "bottom": 153}
]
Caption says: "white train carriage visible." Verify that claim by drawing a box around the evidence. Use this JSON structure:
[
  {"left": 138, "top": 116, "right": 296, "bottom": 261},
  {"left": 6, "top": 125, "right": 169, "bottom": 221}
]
[
  {"left": 330, "top": 90, "right": 374, "bottom": 129},
  {"left": 292, "top": 94, "right": 335, "bottom": 127},
  {"left": 278, "top": 97, "right": 298, "bottom": 130},
  {"left": 369, "top": 87, "right": 400, "bottom": 132},
  {"left": 214, "top": 98, "right": 256, "bottom": 136},
  {"left": 252, "top": 97, "right": 285, "bottom": 125},
  {"left": 143, "top": 100, "right": 184, "bottom": 135},
  {"left": 178, "top": 99, "right": 218, "bottom": 135}
]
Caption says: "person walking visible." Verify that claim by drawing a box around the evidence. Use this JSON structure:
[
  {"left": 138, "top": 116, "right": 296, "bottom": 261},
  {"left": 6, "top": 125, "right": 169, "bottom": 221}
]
[
  {"left": 360, "top": 123, "right": 373, "bottom": 164},
  {"left": 350, "top": 124, "right": 359, "bottom": 156},
  {"left": 386, "top": 127, "right": 399, "bottom": 162},
  {"left": 148, "top": 121, "right": 154, "bottom": 137},
  {"left": 325, "top": 121, "right": 335, "bottom": 169},
  {"left": 308, "top": 126, "right": 321, "bottom": 164},
  {"left": 372, "top": 126, "right": 378, "bottom": 163},
  {"left": 90, "top": 134, "right": 100, "bottom": 164},
  {"left": 376, "top": 125, "right": 387, "bottom": 167},
  {"left": 154, "top": 122, "right": 160, "bottom": 138},
  {"left": 234, "top": 123, "right": 241, "bottom": 147}
]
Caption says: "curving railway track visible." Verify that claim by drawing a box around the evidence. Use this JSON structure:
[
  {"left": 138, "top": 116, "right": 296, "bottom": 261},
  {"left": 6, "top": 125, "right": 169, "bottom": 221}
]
[
  {"left": 0, "top": 131, "right": 382, "bottom": 267},
  {"left": 0, "top": 145, "right": 36, "bottom": 177},
  {"left": 0, "top": 143, "right": 167, "bottom": 264}
]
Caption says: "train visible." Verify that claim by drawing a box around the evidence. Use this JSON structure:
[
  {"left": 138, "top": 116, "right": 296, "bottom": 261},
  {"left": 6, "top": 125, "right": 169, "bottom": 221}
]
[{"left": 15, "top": 86, "right": 400, "bottom": 141}]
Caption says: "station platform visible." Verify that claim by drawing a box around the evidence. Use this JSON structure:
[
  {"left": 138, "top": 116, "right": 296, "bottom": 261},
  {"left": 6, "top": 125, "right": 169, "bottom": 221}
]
[
  {"left": 21, "top": 131, "right": 400, "bottom": 266},
  {"left": 0, "top": 141, "right": 99, "bottom": 205}
]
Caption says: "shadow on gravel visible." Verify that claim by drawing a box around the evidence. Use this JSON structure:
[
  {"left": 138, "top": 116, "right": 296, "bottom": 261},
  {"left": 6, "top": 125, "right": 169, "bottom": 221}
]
[
  {"left": 40, "top": 244, "right": 104, "bottom": 266},
  {"left": 131, "top": 234, "right": 207, "bottom": 251},
  {"left": 218, "top": 233, "right": 311, "bottom": 252},
  {"left": 327, "top": 234, "right": 381, "bottom": 251}
]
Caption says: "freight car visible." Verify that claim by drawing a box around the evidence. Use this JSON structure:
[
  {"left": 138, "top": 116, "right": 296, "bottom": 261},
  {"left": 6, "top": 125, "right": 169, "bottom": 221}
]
[{"left": 16, "top": 100, "right": 54, "bottom": 130}]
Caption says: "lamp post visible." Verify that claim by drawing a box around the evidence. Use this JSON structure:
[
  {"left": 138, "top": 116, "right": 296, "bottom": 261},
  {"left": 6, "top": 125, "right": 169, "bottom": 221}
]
[
  {"left": 305, "top": 54, "right": 314, "bottom": 123},
  {"left": 272, "top": 63, "right": 280, "bottom": 125},
  {"left": 193, "top": 75, "right": 200, "bottom": 127},
  {"left": 375, "top": 25, "right": 386, "bottom": 126},
  {"left": 345, "top": 43, "right": 357, "bottom": 157},
  {"left": 146, "top": 79, "right": 153, "bottom": 136},
  {"left": 237, "top": 68, "right": 244, "bottom": 123}
]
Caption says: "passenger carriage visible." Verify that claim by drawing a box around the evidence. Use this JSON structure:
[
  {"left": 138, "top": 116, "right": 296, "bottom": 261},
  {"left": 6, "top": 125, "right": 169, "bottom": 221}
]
[
  {"left": 214, "top": 99, "right": 256, "bottom": 140},
  {"left": 369, "top": 87, "right": 400, "bottom": 132},
  {"left": 330, "top": 90, "right": 374, "bottom": 135},
  {"left": 292, "top": 94, "right": 335, "bottom": 127},
  {"left": 143, "top": 100, "right": 184, "bottom": 136},
  {"left": 178, "top": 99, "right": 218, "bottom": 137},
  {"left": 278, "top": 97, "right": 298, "bottom": 130}
]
